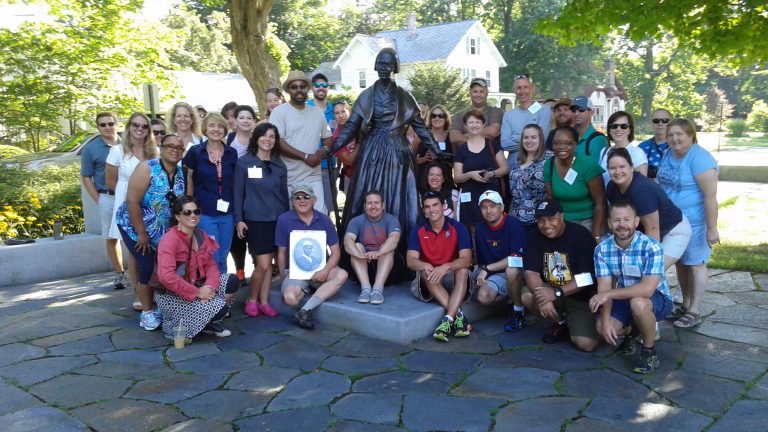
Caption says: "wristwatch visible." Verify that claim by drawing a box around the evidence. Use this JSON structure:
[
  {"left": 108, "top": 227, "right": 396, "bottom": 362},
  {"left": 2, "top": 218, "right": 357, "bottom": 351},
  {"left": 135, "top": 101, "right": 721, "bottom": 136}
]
[{"left": 554, "top": 287, "right": 564, "bottom": 299}]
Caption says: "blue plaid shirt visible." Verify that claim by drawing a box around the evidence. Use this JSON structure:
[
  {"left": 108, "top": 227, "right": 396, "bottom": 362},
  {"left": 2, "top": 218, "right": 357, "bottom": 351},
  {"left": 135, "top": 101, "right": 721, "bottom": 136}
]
[{"left": 594, "top": 231, "right": 671, "bottom": 301}]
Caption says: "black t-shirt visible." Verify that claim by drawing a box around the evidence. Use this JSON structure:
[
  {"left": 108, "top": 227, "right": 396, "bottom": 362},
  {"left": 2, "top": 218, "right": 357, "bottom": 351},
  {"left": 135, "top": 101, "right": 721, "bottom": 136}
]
[{"left": 523, "top": 221, "right": 597, "bottom": 302}]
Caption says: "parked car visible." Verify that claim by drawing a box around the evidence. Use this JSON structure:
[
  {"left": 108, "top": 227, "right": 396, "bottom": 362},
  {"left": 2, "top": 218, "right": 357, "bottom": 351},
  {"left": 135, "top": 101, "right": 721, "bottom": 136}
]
[{"left": 2, "top": 131, "right": 98, "bottom": 170}]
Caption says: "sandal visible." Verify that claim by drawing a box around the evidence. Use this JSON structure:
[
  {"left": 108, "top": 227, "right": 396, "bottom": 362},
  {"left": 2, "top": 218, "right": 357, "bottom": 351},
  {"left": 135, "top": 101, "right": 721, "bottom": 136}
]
[
  {"left": 673, "top": 311, "right": 702, "bottom": 328},
  {"left": 667, "top": 305, "right": 687, "bottom": 320}
]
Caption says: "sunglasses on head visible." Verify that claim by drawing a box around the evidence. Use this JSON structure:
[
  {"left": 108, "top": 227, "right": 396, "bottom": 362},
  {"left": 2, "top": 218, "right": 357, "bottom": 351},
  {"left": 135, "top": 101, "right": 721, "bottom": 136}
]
[
  {"left": 130, "top": 122, "right": 149, "bottom": 130},
  {"left": 313, "top": 82, "right": 329, "bottom": 88},
  {"left": 293, "top": 194, "right": 312, "bottom": 201},
  {"left": 570, "top": 107, "right": 588, "bottom": 113},
  {"left": 421, "top": 191, "right": 440, "bottom": 201},
  {"left": 431, "top": 113, "right": 447, "bottom": 119},
  {"left": 514, "top": 74, "right": 530, "bottom": 80},
  {"left": 98, "top": 122, "right": 115, "bottom": 128},
  {"left": 180, "top": 208, "right": 201, "bottom": 216},
  {"left": 152, "top": 130, "right": 166, "bottom": 136},
  {"left": 609, "top": 123, "right": 630, "bottom": 130},
  {"left": 652, "top": 118, "right": 671, "bottom": 124}
]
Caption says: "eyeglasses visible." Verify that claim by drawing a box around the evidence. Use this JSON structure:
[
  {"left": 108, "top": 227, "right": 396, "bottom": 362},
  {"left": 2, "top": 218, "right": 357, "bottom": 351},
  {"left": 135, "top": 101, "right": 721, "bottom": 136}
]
[
  {"left": 289, "top": 84, "right": 308, "bottom": 90},
  {"left": 152, "top": 130, "right": 166, "bottom": 136},
  {"left": 430, "top": 113, "right": 447, "bottom": 119},
  {"left": 162, "top": 144, "right": 184, "bottom": 152},
  {"left": 293, "top": 194, "right": 312, "bottom": 201},
  {"left": 652, "top": 118, "right": 671, "bottom": 124},
  {"left": 609, "top": 123, "right": 630, "bottom": 130},
  {"left": 180, "top": 208, "right": 201, "bottom": 216},
  {"left": 313, "top": 82, "right": 329, "bottom": 89},
  {"left": 130, "top": 122, "right": 149, "bottom": 130},
  {"left": 570, "top": 107, "right": 588, "bottom": 113},
  {"left": 98, "top": 122, "right": 115, "bottom": 128}
]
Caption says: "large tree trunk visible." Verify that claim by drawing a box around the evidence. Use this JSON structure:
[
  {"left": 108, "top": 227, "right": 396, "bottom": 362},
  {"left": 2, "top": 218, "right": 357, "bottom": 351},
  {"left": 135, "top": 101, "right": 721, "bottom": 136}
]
[
  {"left": 641, "top": 44, "right": 656, "bottom": 123},
  {"left": 229, "top": 0, "right": 280, "bottom": 115}
]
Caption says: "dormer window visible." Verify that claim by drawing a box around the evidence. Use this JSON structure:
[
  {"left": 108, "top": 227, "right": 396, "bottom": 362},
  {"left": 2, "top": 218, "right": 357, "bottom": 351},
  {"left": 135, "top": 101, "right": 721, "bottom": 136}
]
[{"left": 468, "top": 37, "right": 479, "bottom": 55}]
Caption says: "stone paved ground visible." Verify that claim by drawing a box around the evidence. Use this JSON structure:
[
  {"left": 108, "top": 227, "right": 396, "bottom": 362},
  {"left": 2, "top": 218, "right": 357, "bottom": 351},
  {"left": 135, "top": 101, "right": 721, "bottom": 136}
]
[{"left": 0, "top": 269, "right": 766, "bottom": 431}]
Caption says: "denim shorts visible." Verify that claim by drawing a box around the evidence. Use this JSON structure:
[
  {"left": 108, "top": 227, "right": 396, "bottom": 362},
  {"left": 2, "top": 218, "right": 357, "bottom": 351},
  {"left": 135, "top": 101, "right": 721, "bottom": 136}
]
[{"left": 609, "top": 290, "right": 672, "bottom": 327}]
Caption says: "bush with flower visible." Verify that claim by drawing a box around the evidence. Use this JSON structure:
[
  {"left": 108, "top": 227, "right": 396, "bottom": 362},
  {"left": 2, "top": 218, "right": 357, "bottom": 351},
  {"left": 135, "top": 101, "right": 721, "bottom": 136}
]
[{"left": 0, "top": 165, "right": 84, "bottom": 242}]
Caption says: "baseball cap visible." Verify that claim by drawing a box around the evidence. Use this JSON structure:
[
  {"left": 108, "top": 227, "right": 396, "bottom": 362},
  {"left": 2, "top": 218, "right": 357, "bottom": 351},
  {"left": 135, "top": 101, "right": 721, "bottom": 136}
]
[
  {"left": 552, "top": 98, "right": 572, "bottom": 109},
  {"left": 570, "top": 96, "right": 593, "bottom": 111},
  {"left": 478, "top": 190, "right": 503, "bottom": 205},
  {"left": 534, "top": 199, "right": 563, "bottom": 219},
  {"left": 292, "top": 184, "right": 316, "bottom": 198},
  {"left": 470, "top": 77, "right": 488, "bottom": 88}
]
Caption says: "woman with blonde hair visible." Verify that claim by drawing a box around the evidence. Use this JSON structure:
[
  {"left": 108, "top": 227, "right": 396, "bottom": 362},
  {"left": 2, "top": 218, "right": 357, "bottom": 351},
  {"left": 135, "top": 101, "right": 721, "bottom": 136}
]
[
  {"left": 414, "top": 104, "right": 452, "bottom": 184},
  {"left": 106, "top": 112, "right": 158, "bottom": 310},
  {"left": 168, "top": 102, "right": 202, "bottom": 152}
]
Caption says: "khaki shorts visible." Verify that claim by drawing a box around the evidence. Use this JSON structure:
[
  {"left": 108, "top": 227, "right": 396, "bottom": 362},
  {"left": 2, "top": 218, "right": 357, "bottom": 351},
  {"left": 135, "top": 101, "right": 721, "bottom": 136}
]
[
  {"left": 522, "top": 285, "right": 598, "bottom": 340},
  {"left": 410, "top": 270, "right": 456, "bottom": 302}
]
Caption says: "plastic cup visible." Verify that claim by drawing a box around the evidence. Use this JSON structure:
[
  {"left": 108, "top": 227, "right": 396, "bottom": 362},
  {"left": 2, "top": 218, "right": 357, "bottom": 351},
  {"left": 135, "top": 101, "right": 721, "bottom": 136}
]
[{"left": 173, "top": 325, "right": 186, "bottom": 349}]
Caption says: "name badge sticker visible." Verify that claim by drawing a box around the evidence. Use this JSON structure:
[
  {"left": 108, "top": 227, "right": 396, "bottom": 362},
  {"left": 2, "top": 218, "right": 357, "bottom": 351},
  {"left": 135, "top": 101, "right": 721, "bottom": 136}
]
[
  {"left": 507, "top": 256, "right": 523, "bottom": 268},
  {"left": 248, "top": 167, "right": 263, "bottom": 179},
  {"left": 528, "top": 101, "right": 542, "bottom": 114},
  {"left": 438, "top": 141, "right": 447, "bottom": 151},
  {"left": 574, "top": 272, "right": 594, "bottom": 287},
  {"left": 216, "top": 199, "right": 230, "bottom": 213},
  {"left": 460, "top": 192, "right": 472, "bottom": 203},
  {"left": 564, "top": 168, "right": 578, "bottom": 185},
  {"left": 624, "top": 264, "right": 642, "bottom": 278}
]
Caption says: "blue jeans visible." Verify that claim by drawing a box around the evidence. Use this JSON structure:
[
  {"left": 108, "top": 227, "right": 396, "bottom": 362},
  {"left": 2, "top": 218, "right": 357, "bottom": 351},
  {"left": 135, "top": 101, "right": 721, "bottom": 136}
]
[{"left": 198, "top": 214, "right": 234, "bottom": 274}]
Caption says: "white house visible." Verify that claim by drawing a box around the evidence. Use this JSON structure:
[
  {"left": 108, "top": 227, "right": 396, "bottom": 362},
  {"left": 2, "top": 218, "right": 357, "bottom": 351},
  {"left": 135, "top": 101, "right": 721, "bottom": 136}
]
[
  {"left": 585, "top": 59, "right": 628, "bottom": 129},
  {"left": 321, "top": 17, "right": 508, "bottom": 102}
]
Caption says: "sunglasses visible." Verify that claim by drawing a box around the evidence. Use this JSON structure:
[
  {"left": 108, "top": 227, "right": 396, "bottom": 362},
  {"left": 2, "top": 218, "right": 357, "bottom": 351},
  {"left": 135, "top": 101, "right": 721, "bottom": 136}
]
[
  {"left": 609, "top": 123, "right": 630, "bottom": 130},
  {"left": 421, "top": 191, "right": 440, "bottom": 200},
  {"left": 652, "top": 118, "right": 671, "bottom": 124},
  {"left": 180, "top": 208, "right": 201, "bottom": 216},
  {"left": 130, "top": 122, "right": 149, "bottom": 130},
  {"left": 293, "top": 194, "right": 312, "bottom": 201},
  {"left": 570, "top": 107, "right": 588, "bottom": 113},
  {"left": 98, "top": 122, "right": 115, "bottom": 128},
  {"left": 313, "top": 82, "right": 329, "bottom": 89},
  {"left": 514, "top": 74, "right": 530, "bottom": 80},
  {"left": 431, "top": 113, "right": 447, "bottom": 119},
  {"left": 152, "top": 130, "right": 166, "bottom": 136},
  {"left": 289, "top": 84, "right": 308, "bottom": 90}
]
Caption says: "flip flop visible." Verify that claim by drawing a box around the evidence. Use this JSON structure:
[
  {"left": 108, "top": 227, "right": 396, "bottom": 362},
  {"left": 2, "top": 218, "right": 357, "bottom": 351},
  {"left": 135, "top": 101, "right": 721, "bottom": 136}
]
[
  {"left": 673, "top": 311, "right": 702, "bottom": 328},
  {"left": 667, "top": 305, "right": 688, "bottom": 320}
]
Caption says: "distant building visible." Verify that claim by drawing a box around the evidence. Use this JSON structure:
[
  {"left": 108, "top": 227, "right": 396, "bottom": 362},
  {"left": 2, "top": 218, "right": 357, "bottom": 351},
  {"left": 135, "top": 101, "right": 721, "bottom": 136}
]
[
  {"left": 584, "top": 59, "right": 628, "bottom": 129},
  {"left": 313, "top": 15, "right": 512, "bottom": 105}
]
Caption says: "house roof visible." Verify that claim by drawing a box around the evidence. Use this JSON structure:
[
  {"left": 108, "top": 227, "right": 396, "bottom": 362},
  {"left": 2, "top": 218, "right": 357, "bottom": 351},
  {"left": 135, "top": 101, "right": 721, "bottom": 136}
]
[
  {"left": 309, "top": 61, "right": 342, "bottom": 83},
  {"left": 374, "top": 19, "right": 477, "bottom": 63}
]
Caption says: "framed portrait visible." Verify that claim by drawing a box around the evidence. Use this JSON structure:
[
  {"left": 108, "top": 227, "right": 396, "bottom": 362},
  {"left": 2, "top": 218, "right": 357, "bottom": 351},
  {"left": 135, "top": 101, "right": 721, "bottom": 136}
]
[{"left": 289, "top": 230, "right": 327, "bottom": 280}]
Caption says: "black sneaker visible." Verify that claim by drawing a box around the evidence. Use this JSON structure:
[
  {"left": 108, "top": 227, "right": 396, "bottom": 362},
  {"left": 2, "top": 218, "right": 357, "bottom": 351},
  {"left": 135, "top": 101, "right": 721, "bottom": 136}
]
[
  {"left": 617, "top": 335, "right": 639, "bottom": 356},
  {"left": 542, "top": 322, "right": 569, "bottom": 344},
  {"left": 504, "top": 311, "right": 525, "bottom": 332},
  {"left": 202, "top": 322, "right": 232, "bottom": 338},
  {"left": 293, "top": 308, "right": 315, "bottom": 329},
  {"left": 113, "top": 273, "right": 126, "bottom": 290},
  {"left": 453, "top": 312, "right": 471, "bottom": 338},
  {"left": 433, "top": 317, "right": 452, "bottom": 342},
  {"left": 633, "top": 348, "right": 659, "bottom": 374}
]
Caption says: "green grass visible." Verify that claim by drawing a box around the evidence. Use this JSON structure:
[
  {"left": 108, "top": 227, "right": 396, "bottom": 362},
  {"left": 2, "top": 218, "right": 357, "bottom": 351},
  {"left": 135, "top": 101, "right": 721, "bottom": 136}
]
[{"left": 710, "top": 243, "right": 768, "bottom": 273}]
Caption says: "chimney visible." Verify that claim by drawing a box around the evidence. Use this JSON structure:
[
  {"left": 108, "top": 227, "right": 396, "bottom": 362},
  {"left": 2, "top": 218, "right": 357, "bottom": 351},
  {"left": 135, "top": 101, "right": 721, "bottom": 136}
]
[
  {"left": 604, "top": 58, "right": 616, "bottom": 91},
  {"left": 407, "top": 12, "right": 417, "bottom": 37}
]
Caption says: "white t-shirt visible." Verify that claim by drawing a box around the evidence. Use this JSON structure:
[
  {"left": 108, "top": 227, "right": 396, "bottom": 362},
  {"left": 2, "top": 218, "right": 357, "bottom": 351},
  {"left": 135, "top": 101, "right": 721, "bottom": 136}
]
[
  {"left": 270, "top": 103, "right": 331, "bottom": 185},
  {"left": 599, "top": 141, "right": 648, "bottom": 186}
]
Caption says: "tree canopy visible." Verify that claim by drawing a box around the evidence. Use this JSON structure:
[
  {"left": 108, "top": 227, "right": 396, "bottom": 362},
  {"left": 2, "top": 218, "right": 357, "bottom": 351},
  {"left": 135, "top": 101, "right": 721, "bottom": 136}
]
[{"left": 537, "top": 0, "right": 768, "bottom": 67}]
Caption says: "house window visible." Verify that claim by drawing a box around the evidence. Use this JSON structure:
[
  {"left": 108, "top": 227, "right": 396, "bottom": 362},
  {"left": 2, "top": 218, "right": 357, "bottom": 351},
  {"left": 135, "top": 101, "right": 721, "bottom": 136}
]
[
  {"left": 467, "top": 37, "right": 480, "bottom": 55},
  {"left": 593, "top": 105, "right": 604, "bottom": 125},
  {"left": 358, "top": 71, "right": 366, "bottom": 89},
  {"left": 471, "top": 69, "right": 477, "bottom": 79},
  {"left": 485, "top": 71, "right": 491, "bottom": 89}
]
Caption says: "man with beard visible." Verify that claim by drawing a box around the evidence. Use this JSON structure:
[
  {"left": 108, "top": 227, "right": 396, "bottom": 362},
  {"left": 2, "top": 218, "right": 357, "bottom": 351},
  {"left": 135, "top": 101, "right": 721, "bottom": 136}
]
[
  {"left": 308, "top": 73, "right": 337, "bottom": 211},
  {"left": 590, "top": 200, "right": 672, "bottom": 374}
]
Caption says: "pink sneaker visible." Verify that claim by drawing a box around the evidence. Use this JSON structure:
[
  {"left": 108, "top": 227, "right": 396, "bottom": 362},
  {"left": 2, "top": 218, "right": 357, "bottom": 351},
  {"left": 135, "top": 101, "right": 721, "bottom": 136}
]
[
  {"left": 244, "top": 299, "right": 260, "bottom": 317},
  {"left": 259, "top": 303, "right": 279, "bottom": 317}
]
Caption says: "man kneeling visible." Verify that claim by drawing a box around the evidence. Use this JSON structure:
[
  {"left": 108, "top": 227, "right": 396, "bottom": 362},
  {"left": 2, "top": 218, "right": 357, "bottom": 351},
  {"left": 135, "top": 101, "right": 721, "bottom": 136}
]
[
  {"left": 590, "top": 200, "right": 672, "bottom": 374},
  {"left": 522, "top": 199, "right": 600, "bottom": 352},
  {"left": 472, "top": 190, "right": 526, "bottom": 332},
  {"left": 407, "top": 191, "right": 473, "bottom": 342},
  {"left": 344, "top": 191, "right": 401, "bottom": 304}
]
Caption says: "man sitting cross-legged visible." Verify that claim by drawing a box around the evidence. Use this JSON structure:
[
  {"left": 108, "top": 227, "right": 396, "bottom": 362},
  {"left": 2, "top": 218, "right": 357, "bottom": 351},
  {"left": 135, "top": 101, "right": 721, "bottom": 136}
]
[
  {"left": 407, "top": 191, "right": 473, "bottom": 342},
  {"left": 590, "top": 200, "right": 672, "bottom": 374},
  {"left": 344, "top": 190, "right": 401, "bottom": 305},
  {"left": 472, "top": 190, "right": 527, "bottom": 332}
]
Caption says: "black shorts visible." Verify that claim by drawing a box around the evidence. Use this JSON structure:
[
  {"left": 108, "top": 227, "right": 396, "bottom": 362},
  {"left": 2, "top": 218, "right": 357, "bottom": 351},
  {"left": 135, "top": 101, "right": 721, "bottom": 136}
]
[{"left": 245, "top": 220, "right": 277, "bottom": 256}]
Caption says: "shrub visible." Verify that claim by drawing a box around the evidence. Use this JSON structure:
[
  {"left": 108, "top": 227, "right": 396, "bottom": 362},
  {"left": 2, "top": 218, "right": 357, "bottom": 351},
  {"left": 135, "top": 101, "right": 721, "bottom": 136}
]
[
  {"left": 0, "top": 145, "right": 29, "bottom": 160},
  {"left": 747, "top": 100, "right": 768, "bottom": 133},
  {"left": 0, "top": 165, "right": 83, "bottom": 241},
  {"left": 727, "top": 118, "right": 748, "bottom": 137}
]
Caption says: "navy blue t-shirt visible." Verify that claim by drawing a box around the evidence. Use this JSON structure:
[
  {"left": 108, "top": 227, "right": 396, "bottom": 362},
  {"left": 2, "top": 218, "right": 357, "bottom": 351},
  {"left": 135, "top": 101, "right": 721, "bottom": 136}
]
[
  {"left": 606, "top": 173, "right": 682, "bottom": 238},
  {"left": 474, "top": 214, "right": 526, "bottom": 274},
  {"left": 182, "top": 141, "right": 238, "bottom": 216}
]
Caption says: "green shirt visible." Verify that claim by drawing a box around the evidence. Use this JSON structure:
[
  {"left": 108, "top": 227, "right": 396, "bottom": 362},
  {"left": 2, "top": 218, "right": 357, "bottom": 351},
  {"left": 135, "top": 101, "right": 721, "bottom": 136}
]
[
  {"left": 544, "top": 156, "right": 605, "bottom": 221},
  {"left": 576, "top": 124, "right": 608, "bottom": 164}
]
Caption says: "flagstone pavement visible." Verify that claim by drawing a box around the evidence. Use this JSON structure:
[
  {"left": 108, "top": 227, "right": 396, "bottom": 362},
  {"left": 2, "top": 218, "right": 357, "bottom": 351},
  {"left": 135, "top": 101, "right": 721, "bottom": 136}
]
[{"left": 0, "top": 269, "right": 766, "bottom": 431}]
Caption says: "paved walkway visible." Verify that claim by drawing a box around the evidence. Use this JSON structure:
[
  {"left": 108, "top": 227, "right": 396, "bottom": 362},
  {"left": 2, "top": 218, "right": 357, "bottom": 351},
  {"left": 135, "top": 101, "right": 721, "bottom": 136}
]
[{"left": 0, "top": 269, "right": 766, "bottom": 431}]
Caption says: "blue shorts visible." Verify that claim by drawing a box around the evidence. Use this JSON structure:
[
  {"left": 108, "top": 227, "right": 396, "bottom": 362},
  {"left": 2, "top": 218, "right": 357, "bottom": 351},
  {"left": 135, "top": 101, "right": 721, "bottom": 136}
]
[
  {"left": 680, "top": 223, "right": 711, "bottom": 266},
  {"left": 609, "top": 290, "right": 672, "bottom": 327},
  {"left": 470, "top": 267, "right": 509, "bottom": 298}
]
